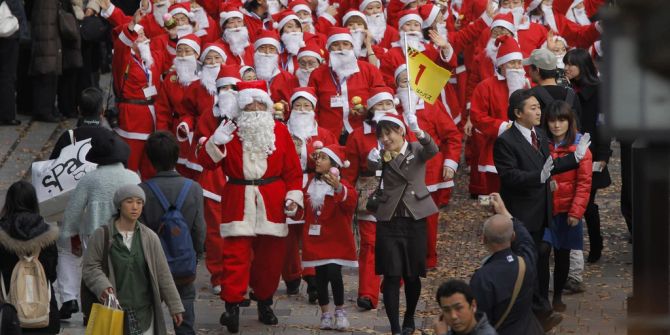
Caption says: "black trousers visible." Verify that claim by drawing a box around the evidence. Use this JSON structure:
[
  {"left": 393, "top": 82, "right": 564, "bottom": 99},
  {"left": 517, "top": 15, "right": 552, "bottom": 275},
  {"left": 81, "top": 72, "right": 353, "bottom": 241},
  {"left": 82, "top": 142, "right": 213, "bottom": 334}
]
[
  {"left": 57, "top": 69, "right": 79, "bottom": 118},
  {"left": 530, "top": 230, "right": 553, "bottom": 318},
  {"left": 31, "top": 74, "right": 58, "bottom": 118},
  {"left": 315, "top": 264, "right": 344, "bottom": 307},
  {"left": 0, "top": 37, "right": 19, "bottom": 122},
  {"left": 620, "top": 141, "right": 633, "bottom": 234},
  {"left": 584, "top": 189, "right": 603, "bottom": 252}
]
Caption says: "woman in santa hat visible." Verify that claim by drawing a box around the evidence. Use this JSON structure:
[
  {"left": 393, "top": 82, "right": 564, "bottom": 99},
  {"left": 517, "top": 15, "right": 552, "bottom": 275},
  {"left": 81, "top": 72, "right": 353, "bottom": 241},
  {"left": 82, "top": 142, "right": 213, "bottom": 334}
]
[{"left": 292, "top": 144, "right": 358, "bottom": 331}]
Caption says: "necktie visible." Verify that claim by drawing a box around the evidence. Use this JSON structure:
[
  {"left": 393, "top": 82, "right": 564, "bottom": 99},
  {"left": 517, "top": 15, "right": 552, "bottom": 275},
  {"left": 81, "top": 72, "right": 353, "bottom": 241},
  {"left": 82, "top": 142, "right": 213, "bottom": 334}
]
[{"left": 531, "top": 131, "right": 539, "bottom": 151}]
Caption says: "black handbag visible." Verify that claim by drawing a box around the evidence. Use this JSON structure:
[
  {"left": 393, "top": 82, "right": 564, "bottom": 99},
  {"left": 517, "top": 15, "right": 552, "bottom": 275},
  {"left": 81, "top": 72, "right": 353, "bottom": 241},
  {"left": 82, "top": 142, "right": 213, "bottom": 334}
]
[
  {"left": 58, "top": 0, "right": 79, "bottom": 41},
  {"left": 365, "top": 161, "right": 386, "bottom": 213}
]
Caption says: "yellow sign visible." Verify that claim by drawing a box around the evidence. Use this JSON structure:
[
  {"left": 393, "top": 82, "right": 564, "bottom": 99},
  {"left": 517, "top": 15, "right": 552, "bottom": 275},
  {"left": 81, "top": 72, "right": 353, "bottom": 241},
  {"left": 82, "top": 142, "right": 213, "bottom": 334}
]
[{"left": 407, "top": 47, "right": 452, "bottom": 104}]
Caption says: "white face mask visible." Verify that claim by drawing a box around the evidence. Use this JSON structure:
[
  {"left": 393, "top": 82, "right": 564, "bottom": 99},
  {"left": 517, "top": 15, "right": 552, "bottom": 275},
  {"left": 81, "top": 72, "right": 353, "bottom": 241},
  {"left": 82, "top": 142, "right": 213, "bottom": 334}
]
[
  {"left": 351, "top": 29, "right": 366, "bottom": 58},
  {"left": 295, "top": 67, "right": 315, "bottom": 86},
  {"left": 173, "top": 55, "right": 199, "bottom": 85},
  {"left": 200, "top": 63, "right": 220, "bottom": 95},
  {"left": 254, "top": 52, "right": 279, "bottom": 80},
  {"left": 176, "top": 24, "right": 194, "bottom": 39},
  {"left": 192, "top": 7, "right": 209, "bottom": 29},
  {"left": 216, "top": 90, "right": 240, "bottom": 120},
  {"left": 329, "top": 49, "right": 360, "bottom": 79},
  {"left": 153, "top": 1, "right": 169, "bottom": 26},
  {"left": 367, "top": 13, "right": 387, "bottom": 43},
  {"left": 224, "top": 27, "right": 250, "bottom": 56},
  {"left": 281, "top": 32, "right": 304, "bottom": 55},
  {"left": 504, "top": 68, "right": 527, "bottom": 96}
]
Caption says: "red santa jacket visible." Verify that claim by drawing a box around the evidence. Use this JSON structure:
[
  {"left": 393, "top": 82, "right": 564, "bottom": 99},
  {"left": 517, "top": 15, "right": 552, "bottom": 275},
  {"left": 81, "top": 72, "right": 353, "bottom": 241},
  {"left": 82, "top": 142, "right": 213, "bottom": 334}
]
[
  {"left": 103, "top": 5, "right": 169, "bottom": 39},
  {"left": 299, "top": 178, "right": 358, "bottom": 268},
  {"left": 549, "top": 137, "right": 592, "bottom": 218},
  {"left": 220, "top": 39, "right": 256, "bottom": 66},
  {"left": 469, "top": 76, "right": 510, "bottom": 173},
  {"left": 195, "top": 15, "right": 222, "bottom": 44},
  {"left": 266, "top": 69, "right": 299, "bottom": 119},
  {"left": 199, "top": 122, "right": 303, "bottom": 237},
  {"left": 308, "top": 61, "right": 386, "bottom": 136},
  {"left": 293, "top": 127, "right": 338, "bottom": 181},
  {"left": 537, "top": 10, "right": 600, "bottom": 49}
]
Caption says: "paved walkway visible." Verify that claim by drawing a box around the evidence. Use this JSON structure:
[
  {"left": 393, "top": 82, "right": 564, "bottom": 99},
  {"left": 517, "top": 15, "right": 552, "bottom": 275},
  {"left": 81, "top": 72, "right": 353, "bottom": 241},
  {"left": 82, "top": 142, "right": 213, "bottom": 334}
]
[{"left": 0, "top": 85, "right": 630, "bottom": 334}]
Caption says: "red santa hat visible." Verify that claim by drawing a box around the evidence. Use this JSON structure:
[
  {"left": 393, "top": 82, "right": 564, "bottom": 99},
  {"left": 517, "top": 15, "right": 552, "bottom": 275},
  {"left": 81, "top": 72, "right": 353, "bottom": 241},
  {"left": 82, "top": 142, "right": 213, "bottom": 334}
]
[
  {"left": 290, "top": 87, "right": 318, "bottom": 107},
  {"left": 118, "top": 25, "right": 140, "bottom": 47},
  {"left": 326, "top": 27, "right": 354, "bottom": 49},
  {"left": 367, "top": 87, "right": 398, "bottom": 109},
  {"left": 319, "top": 144, "right": 350, "bottom": 168},
  {"left": 398, "top": 9, "right": 423, "bottom": 29},
  {"left": 237, "top": 80, "right": 273, "bottom": 111},
  {"left": 418, "top": 4, "right": 441, "bottom": 29},
  {"left": 491, "top": 13, "right": 516, "bottom": 36},
  {"left": 168, "top": 3, "right": 193, "bottom": 20},
  {"left": 254, "top": 30, "right": 281, "bottom": 51},
  {"left": 297, "top": 42, "right": 326, "bottom": 62},
  {"left": 495, "top": 35, "right": 523, "bottom": 67},
  {"left": 219, "top": 3, "right": 244, "bottom": 26},
  {"left": 394, "top": 64, "right": 407, "bottom": 82},
  {"left": 342, "top": 10, "right": 368, "bottom": 26},
  {"left": 358, "top": 0, "right": 382, "bottom": 12},
  {"left": 199, "top": 42, "right": 227, "bottom": 62},
  {"left": 272, "top": 9, "right": 301, "bottom": 31},
  {"left": 376, "top": 114, "right": 406, "bottom": 131},
  {"left": 176, "top": 34, "right": 201, "bottom": 55},
  {"left": 216, "top": 65, "right": 242, "bottom": 88},
  {"left": 239, "top": 65, "right": 255, "bottom": 78},
  {"left": 525, "top": 0, "right": 543, "bottom": 11},
  {"left": 290, "top": 0, "right": 312, "bottom": 14}
]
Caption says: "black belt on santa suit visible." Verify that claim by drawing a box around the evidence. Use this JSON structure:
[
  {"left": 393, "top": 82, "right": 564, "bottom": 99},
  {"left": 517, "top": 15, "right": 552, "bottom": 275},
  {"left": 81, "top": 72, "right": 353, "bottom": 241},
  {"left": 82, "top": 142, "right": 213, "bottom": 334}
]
[
  {"left": 227, "top": 176, "right": 280, "bottom": 186},
  {"left": 116, "top": 98, "right": 155, "bottom": 105}
]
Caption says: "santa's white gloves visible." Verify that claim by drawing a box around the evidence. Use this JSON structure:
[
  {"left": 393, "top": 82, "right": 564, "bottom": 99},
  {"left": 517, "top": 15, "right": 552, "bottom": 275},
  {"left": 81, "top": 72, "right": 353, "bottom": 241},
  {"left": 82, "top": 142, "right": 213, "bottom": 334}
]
[
  {"left": 575, "top": 133, "right": 591, "bottom": 162},
  {"left": 368, "top": 147, "right": 381, "bottom": 163},
  {"left": 541, "top": 156, "right": 554, "bottom": 183},
  {"left": 212, "top": 120, "right": 236, "bottom": 145},
  {"left": 405, "top": 113, "right": 424, "bottom": 138}
]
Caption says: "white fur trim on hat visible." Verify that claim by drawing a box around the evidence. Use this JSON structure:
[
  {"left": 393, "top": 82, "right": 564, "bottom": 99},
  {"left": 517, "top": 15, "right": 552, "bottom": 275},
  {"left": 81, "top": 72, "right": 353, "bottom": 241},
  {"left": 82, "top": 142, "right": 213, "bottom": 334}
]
[
  {"left": 527, "top": 0, "right": 542, "bottom": 11},
  {"left": 293, "top": 4, "right": 311, "bottom": 13},
  {"left": 177, "top": 39, "right": 201, "bottom": 55},
  {"left": 278, "top": 13, "right": 300, "bottom": 31},
  {"left": 496, "top": 51, "right": 523, "bottom": 67},
  {"left": 238, "top": 88, "right": 274, "bottom": 111},
  {"left": 290, "top": 91, "right": 317, "bottom": 107},
  {"left": 492, "top": 19, "right": 516, "bottom": 35},
  {"left": 297, "top": 50, "right": 323, "bottom": 61},
  {"left": 220, "top": 10, "right": 244, "bottom": 26},
  {"left": 343, "top": 11, "right": 368, "bottom": 26},
  {"left": 320, "top": 147, "right": 346, "bottom": 168},
  {"left": 200, "top": 45, "right": 227, "bottom": 62},
  {"left": 367, "top": 92, "right": 395, "bottom": 108},
  {"left": 170, "top": 8, "right": 192, "bottom": 19},
  {"left": 398, "top": 13, "right": 422, "bottom": 29},
  {"left": 119, "top": 30, "right": 134, "bottom": 47},
  {"left": 377, "top": 115, "right": 406, "bottom": 130},
  {"left": 422, "top": 6, "right": 440, "bottom": 28},
  {"left": 394, "top": 64, "right": 407, "bottom": 80},
  {"left": 216, "top": 77, "right": 241, "bottom": 87},
  {"left": 254, "top": 37, "right": 281, "bottom": 50},
  {"left": 326, "top": 33, "right": 354, "bottom": 49},
  {"left": 358, "top": 0, "right": 382, "bottom": 12}
]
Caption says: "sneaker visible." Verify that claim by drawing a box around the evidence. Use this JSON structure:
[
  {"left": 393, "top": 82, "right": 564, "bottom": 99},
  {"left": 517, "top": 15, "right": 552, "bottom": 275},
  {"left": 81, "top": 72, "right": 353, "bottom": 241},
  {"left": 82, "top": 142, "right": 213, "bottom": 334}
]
[
  {"left": 334, "top": 309, "right": 350, "bottom": 330},
  {"left": 564, "top": 279, "right": 586, "bottom": 294},
  {"left": 212, "top": 285, "right": 221, "bottom": 295},
  {"left": 319, "top": 312, "right": 334, "bottom": 330}
]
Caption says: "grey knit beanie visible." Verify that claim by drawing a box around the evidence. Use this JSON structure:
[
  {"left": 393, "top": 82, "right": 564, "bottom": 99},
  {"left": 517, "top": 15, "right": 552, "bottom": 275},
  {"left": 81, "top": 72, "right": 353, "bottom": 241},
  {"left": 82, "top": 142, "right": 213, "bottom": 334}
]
[{"left": 113, "top": 184, "right": 146, "bottom": 209}]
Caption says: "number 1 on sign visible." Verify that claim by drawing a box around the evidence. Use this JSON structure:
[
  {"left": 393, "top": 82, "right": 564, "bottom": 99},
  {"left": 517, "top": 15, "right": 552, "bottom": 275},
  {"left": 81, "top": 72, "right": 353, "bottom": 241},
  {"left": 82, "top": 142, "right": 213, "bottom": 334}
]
[{"left": 415, "top": 64, "right": 426, "bottom": 85}]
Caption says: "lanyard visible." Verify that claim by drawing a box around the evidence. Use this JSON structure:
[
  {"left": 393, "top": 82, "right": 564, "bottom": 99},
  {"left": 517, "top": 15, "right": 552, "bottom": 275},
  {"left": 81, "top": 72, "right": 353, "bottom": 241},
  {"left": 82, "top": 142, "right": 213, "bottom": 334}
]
[
  {"left": 131, "top": 54, "right": 151, "bottom": 85},
  {"left": 329, "top": 69, "right": 343, "bottom": 95}
]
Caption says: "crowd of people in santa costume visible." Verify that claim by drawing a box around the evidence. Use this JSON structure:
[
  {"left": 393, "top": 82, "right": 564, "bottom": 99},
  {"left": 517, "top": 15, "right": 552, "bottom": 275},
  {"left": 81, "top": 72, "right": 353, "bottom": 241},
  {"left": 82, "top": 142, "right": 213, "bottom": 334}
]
[{"left": 75, "top": 0, "right": 608, "bottom": 333}]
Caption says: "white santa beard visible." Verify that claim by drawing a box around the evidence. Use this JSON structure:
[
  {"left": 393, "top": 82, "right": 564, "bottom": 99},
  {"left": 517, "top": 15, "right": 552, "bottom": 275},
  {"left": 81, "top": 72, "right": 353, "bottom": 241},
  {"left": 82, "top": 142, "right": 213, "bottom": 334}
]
[
  {"left": 193, "top": 8, "right": 209, "bottom": 29},
  {"left": 437, "top": 24, "right": 448, "bottom": 39},
  {"left": 176, "top": 25, "right": 194, "bottom": 39},
  {"left": 254, "top": 53, "right": 279, "bottom": 81},
  {"left": 200, "top": 64, "right": 220, "bottom": 95},
  {"left": 267, "top": 0, "right": 281, "bottom": 15},
  {"left": 367, "top": 14, "right": 387, "bottom": 43},
  {"left": 329, "top": 50, "right": 360, "bottom": 79},
  {"left": 512, "top": 7, "right": 525, "bottom": 25},
  {"left": 401, "top": 32, "right": 425, "bottom": 52},
  {"left": 307, "top": 179, "right": 332, "bottom": 212},
  {"left": 174, "top": 56, "right": 199, "bottom": 86},
  {"left": 153, "top": 3, "right": 168, "bottom": 26},
  {"left": 137, "top": 41, "right": 154, "bottom": 67},
  {"left": 485, "top": 38, "right": 498, "bottom": 62},
  {"left": 295, "top": 68, "right": 314, "bottom": 86},
  {"left": 397, "top": 87, "right": 420, "bottom": 114},
  {"left": 224, "top": 28, "right": 251, "bottom": 56},
  {"left": 301, "top": 18, "right": 315, "bottom": 33},
  {"left": 237, "top": 111, "right": 277, "bottom": 159},
  {"left": 351, "top": 30, "right": 365, "bottom": 58},
  {"left": 288, "top": 111, "right": 317, "bottom": 140},
  {"left": 505, "top": 68, "right": 527, "bottom": 96},
  {"left": 567, "top": 8, "right": 590, "bottom": 25},
  {"left": 281, "top": 32, "right": 304, "bottom": 55},
  {"left": 217, "top": 90, "right": 240, "bottom": 119},
  {"left": 541, "top": 5, "right": 558, "bottom": 32}
]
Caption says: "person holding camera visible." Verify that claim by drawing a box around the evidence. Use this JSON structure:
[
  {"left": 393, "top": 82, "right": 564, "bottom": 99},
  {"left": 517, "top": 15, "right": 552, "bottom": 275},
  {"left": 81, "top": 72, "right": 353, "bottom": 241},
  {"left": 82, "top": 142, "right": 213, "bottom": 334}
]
[{"left": 367, "top": 113, "right": 439, "bottom": 335}]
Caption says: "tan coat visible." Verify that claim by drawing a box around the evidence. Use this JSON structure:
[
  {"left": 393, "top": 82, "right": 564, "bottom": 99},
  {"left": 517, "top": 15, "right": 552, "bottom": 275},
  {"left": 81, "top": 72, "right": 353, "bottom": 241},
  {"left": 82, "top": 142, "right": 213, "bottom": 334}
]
[{"left": 82, "top": 222, "right": 185, "bottom": 335}]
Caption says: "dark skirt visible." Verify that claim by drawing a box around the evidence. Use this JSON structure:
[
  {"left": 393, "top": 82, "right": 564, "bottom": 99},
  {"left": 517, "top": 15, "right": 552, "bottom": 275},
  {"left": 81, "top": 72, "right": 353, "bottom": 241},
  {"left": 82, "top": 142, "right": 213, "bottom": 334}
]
[
  {"left": 543, "top": 213, "right": 584, "bottom": 250},
  {"left": 375, "top": 217, "right": 427, "bottom": 278}
]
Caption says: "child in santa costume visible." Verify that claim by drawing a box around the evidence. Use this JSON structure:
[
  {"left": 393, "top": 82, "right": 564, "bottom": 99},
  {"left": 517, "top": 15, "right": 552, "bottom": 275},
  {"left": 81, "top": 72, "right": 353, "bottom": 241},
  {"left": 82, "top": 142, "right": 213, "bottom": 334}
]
[
  {"left": 293, "top": 144, "right": 358, "bottom": 331},
  {"left": 282, "top": 87, "right": 338, "bottom": 302},
  {"left": 198, "top": 80, "right": 303, "bottom": 333},
  {"left": 470, "top": 35, "right": 529, "bottom": 195}
]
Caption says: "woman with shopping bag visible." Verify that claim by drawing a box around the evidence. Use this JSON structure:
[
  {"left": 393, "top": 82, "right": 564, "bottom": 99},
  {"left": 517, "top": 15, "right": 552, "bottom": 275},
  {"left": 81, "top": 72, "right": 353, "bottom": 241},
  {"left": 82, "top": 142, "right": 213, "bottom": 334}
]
[{"left": 82, "top": 184, "right": 184, "bottom": 335}]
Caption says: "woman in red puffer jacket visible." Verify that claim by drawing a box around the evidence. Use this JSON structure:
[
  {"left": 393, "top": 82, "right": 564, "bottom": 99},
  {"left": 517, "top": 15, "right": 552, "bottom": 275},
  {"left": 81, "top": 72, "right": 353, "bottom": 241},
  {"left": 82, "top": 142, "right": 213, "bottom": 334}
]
[{"left": 542, "top": 101, "right": 592, "bottom": 313}]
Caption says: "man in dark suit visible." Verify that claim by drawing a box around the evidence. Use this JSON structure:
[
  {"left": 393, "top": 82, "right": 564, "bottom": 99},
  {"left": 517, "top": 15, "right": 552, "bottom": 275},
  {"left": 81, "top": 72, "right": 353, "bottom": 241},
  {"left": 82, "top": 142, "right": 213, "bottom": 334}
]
[{"left": 492, "top": 89, "right": 590, "bottom": 331}]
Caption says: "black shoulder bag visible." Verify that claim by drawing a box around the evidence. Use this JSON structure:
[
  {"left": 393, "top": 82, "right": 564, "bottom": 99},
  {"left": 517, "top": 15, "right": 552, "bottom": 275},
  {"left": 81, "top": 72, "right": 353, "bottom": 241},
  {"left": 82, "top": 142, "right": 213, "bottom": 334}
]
[{"left": 365, "top": 161, "right": 386, "bottom": 213}]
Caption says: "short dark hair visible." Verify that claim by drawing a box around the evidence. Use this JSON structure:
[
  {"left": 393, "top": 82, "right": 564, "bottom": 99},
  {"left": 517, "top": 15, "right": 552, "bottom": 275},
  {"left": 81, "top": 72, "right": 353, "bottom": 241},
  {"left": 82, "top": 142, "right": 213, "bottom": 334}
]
[
  {"left": 146, "top": 131, "right": 179, "bottom": 171},
  {"left": 375, "top": 120, "right": 404, "bottom": 139},
  {"left": 79, "top": 87, "right": 104, "bottom": 117},
  {"left": 436, "top": 279, "right": 475, "bottom": 306},
  {"left": 1, "top": 181, "right": 39, "bottom": 218},
  {"left": 507, "top": 88, "right": 536, "bottom": 121},
  {"left": 543, "top": 100, "right": 578, "bottom": 146},
  {"left": 243, "top": 0, "right": 261, "bottom": 14},
  {"left": 531, "top": 65, "right": 558, "bottom": 80}
]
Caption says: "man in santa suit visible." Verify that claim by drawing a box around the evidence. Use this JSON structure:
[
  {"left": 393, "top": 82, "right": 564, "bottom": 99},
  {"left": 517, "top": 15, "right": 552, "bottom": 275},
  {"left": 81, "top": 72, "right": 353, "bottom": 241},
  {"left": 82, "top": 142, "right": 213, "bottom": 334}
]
[
  {"left": 359, "top": 0, "right": 400, "bottom": 50},
  {"left": 342, "top": 86, "right": 401, "bottom": 311},
  {"left": 394, "top": 65, "right": 462, "bottom": 268},
  {"left": 154, "top": 34, "right": 202, "bottom": 179},
  {"left": 342, "top": 10, "right": 383, "bottom": 67},
  {"left": 525, "top": 0, "right": 600, "bottom": 49},
  {"left": 282, "top": 87, "right": 338, "bottom": 303},
  {"left": 252, "top": 30, "right": 298, "bottom": 119},
  {"left": 109, "top": 23, "right": 169, "bottom": 179},
  {"left": 309, "top": 27, "right": 386, "bottom": 144},
  {"left": 470, "top": 35, "right": 528, "bottom": 195},
  {"left": 219, "top": 4, "right": 256, "bottom": 66},
  {"left": 274, "top": 10, "right": 324, "bottom": 74},
  {"left": 290, "top": 0, "right": 337, "bottom": 35},
  {"left": 295, "top": 43, "right": 326, "bottom": 87},
  {"left": 199, "top": 80, "right": 303, "bottom": 332}
]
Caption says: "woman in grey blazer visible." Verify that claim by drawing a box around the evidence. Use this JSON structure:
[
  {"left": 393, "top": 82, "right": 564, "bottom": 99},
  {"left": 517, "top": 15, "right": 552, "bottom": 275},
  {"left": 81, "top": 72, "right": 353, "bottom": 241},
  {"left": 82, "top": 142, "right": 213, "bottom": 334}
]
[{"left": 367, "top": 114, "right": 439, "bottom": 335}]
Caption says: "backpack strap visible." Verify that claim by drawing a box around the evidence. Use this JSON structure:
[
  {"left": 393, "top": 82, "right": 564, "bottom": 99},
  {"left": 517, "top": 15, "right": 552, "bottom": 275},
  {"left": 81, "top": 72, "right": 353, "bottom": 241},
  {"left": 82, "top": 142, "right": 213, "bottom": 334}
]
[
  {"left": 68, "top": 129, "right": 76, "bottom": 145},
  {"left": 174, "top": 180, "right": 193, "bottom": 211},
  {"left": 494, "top": 256, "right": 526, "bottom": 329},
  {"left": 145, "top": 180, "right": 171, "bottom": 211},
  {"left": 533, "top": 86, "right": 554, "bottom": 106}
]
